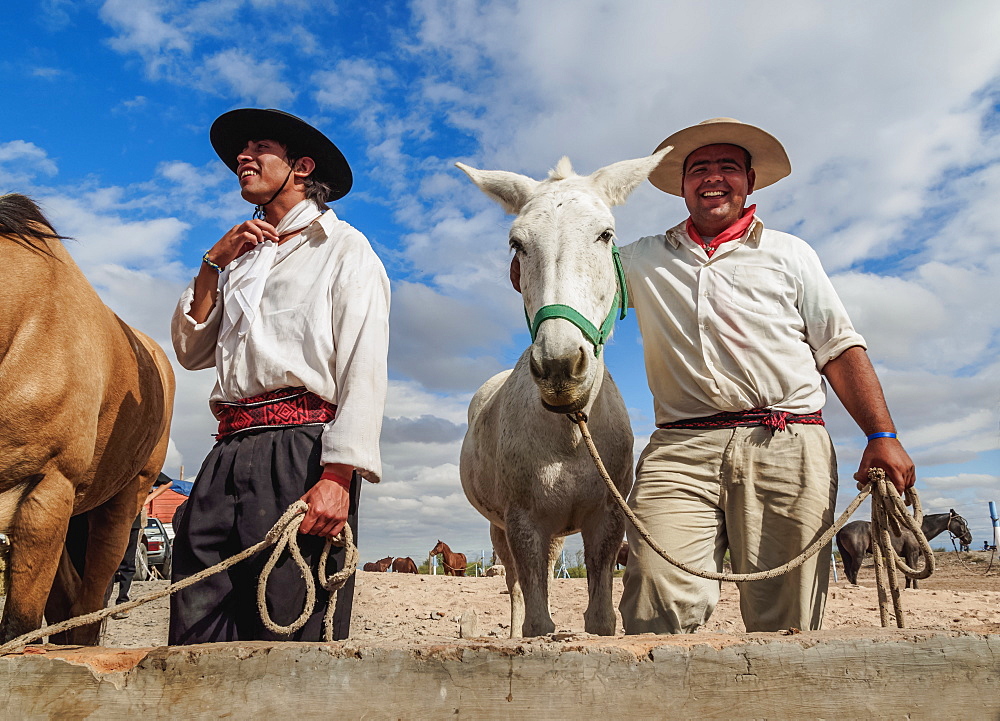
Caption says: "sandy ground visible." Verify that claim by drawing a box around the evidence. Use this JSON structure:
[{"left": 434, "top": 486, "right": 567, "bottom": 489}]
[{"left": 100, "top": 551, "right": 1000, "bottom": 647}]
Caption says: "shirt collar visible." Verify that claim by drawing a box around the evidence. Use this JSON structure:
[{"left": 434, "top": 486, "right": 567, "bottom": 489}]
[
  {"left": 665, "top": 214, "right": 764, "bottom": 250},
  {"left": 313, "top": 207, "right": 338, "bottom": 239}
]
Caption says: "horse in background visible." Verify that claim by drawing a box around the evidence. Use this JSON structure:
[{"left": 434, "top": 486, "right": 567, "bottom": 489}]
[
  {"left": 837, "top": 510, "right": 972, "bottom": 588},
  {"left": 458, "top": 149, "right": 668, "bottom": 637},
  {"left": 363, "top": 556, "right": 393, "bottom": 572},
  {"left": 0, "top": 194, "right": 174, "bottom": 645},
  {"left": 391, "top": 557, "right": 419, "bottom": 574},
  {"left": 429, "top": 541, "right": 467, "bottom": 576}
]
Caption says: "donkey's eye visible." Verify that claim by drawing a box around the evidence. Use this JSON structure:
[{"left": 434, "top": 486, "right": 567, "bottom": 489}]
[
  {"left": 509, "top": 238, "right": 524, "bottom": 253},
  {"left": 598, "top": 230, "right": 614, "bottom": 243}
]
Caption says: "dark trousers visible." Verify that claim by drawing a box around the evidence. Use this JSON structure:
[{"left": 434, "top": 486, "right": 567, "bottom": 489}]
[
  {"left": 168, "top": 425, "right": 360, "bottom": 644},
  {"left": 113, "top": 525, "right": 141, "bottom": 603}
]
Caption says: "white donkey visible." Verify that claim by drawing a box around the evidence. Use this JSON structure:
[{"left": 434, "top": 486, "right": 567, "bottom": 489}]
[{"left": 457, "top": 148, "right": 670, "bottom": 637}]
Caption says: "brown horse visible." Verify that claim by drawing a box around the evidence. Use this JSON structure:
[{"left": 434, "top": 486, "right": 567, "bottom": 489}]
[
  {"left": 429, "top": 540, "right": 467, "bottom": 577},
  {"left": 0, "top": 195, "right": 175, "bottom": 645},
  {"left": 363, "top": 556, "right": 393, "bottom": 572},
  {"left": 391, "top": 557, "right": 419, "bottom": 574}
]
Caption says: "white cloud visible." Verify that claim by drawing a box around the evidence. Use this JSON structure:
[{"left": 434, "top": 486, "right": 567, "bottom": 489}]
[
  {"left": 314, "top": 59, "right": 394, "bottom": 112},
  {"left": 43, "top": 194, "right": 189, "bottom": 270},
  {"left": 100, "top": 0, "right": 192, "bottom": 76},
  {"left": 0, "top": 141, "right": 58, "bottom": 186},
  {"left": 200, "top": 49, "right": 296, "bottom": 107}
]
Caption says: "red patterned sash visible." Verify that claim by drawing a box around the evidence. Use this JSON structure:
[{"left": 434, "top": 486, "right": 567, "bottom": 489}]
[
  {"left": 215, "top": 387, "right": 337, "bottom": 440},
  {"left": 659, "top": 408, "right": 823, "bottom": 435}
]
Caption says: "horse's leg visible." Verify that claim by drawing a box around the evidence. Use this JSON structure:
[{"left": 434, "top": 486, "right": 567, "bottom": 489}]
[
  {"left": 840, "top": 543, "right": 858, "bottom": 585},
  {"left": 0, "top": 474, "right": 75, "bottom": 644},
  {"left": 905, "top": 544, "right": 919, "bottom": 590},
  {"left": 55, "top": 482, "right": 143, "bottom": 645},
  {"left": 506, "top": 510, "right": 554, "bottom": 636},
  {"left": 546, "top": 536, "right": 564, "bottom": 617},
  {"left": 45, "top": 516, "right": 86, "bottom": 635},
  {"left": 580, "top": 506, "right": 623, "bottom": 636},
  {"left": 491, "top": 524, "right": 523, "bottom": 639}
]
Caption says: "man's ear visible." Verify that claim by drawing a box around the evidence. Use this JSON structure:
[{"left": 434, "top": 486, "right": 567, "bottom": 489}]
[
  {"left": 293, "top": 156, "right": 316, "bottom": 178},
  {"left": 747, "top": 167, "right": 756, "bottom": 195}
]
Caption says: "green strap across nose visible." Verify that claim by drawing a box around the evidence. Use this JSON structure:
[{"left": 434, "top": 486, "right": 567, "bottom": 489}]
[{"left": 525, "top": 244, "right": 629, "bottom": 357}]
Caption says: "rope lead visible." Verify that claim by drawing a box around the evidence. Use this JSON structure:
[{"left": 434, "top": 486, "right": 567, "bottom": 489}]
[
  {"left": 0, "top": 501, "right": 358, "bottom": 655},
  {"left": 570, "top": 414, "right": 934, "bottom": 628}
]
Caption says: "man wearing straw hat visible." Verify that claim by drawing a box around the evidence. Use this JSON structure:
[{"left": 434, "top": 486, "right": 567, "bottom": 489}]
[
  {"left": 617, "top": 118, "right": 914, "bottom": 634},
  {"left": 169, "top": 109, "right": 390, "bottom": 643}
]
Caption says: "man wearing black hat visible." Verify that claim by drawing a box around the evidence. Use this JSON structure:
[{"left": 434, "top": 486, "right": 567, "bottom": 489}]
[
  {"left": 169, "top": 109, "right": 390, "bottom": 643},
  {"left": 615, "top": 118, "right": 914, "bottom": 635}
]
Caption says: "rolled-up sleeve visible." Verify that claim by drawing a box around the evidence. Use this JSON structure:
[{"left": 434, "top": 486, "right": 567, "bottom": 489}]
[
  {"left": 320, "top": 249, "right": 391, "bottom": 483},
  {"left": 797, "top": 248, "right": 867, "bottom": 369},
  {"left": 171, "top": 279, "right": 223, "bottom": 371}
]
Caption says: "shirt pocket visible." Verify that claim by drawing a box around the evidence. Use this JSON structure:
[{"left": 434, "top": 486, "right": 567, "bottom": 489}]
[{"left": 726, "top": 265, "right": 789, "bottom": 314}]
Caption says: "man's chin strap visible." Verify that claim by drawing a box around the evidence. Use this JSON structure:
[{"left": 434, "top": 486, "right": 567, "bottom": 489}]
[{"left": 253, "top": 168, "right": 294, "bottom": 220}]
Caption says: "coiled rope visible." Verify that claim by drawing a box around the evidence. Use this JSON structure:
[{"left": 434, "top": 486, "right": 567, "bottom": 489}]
[
  {"left": 569, "top": 412, "right": 934, "bottom": 628},
  {"left": 0, "top": 501, "right": 357, "bottom": 655}
]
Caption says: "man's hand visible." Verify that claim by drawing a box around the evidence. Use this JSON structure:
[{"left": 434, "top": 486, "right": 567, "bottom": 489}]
[
  {"left": 208, "top": 219, "right": 280, "bottom": 269},
  {"left": 854, "top": 437, "right": 915, "bottom": 495},
  {"left": 189, "top": 219, "right": 282, "bottom": 323},
  {"left": 299, "top": 463, "right": 353, "bottom": 538}
]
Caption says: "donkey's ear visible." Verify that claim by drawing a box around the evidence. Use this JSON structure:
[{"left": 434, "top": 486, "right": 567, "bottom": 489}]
[
  {"left": 589, "top": 146, "right": 673, "bottom": 207},
  {"left": 456, "top": 163, "right": 540, "bottom": 215}
]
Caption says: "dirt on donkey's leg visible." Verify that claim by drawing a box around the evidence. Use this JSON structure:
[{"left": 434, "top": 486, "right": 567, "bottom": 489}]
[
  {"left": 491, "top": 523, "right": 524, "bottom": 638},
  {"left": 506, "top": 511, "right": 556, "bottom": 637},
  {"left": 581, "top": 505, "right": 623, "bottom": 635}
]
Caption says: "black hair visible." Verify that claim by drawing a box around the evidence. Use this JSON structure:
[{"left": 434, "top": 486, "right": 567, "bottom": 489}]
[{"left": 0, "top": 193, "right": 68, "bottom": 256}]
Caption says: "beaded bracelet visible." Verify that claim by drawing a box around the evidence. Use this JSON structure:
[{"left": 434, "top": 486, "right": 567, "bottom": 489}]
[
  {"left": 866, "top": 432, "right": 897, "bottom": 441},
  {"left": 202, "top": 253, "right": 224, "bottom": 274}
]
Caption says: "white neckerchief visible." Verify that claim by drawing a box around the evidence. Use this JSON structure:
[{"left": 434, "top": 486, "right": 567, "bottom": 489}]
[{"left": 219, "top": 199, "right": 325, "bottom": 346}]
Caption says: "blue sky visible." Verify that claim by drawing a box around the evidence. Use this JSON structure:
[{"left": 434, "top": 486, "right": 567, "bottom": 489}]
[{"left": 3, "top": 0, "right": 998, "bottom": 562}]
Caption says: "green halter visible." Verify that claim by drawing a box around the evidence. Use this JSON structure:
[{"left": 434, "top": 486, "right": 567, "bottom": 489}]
[{"left": 525, "top": 244, "right": 629, "bottom": 357}]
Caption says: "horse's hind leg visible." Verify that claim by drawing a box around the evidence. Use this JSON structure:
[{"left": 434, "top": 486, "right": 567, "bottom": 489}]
[
  {"left": 547, "top": 536, "right": 564, "bottom": 617},
  {"left": 491, "top": 524, "right": 524, "bottom": 639},
  {"left": 67, "top": 486, "right": 145, "bottom": 645},
  {"left": 0, "top": 474, "right": 75, "bottom": 644},
  {"left": 580, "top": 505, "right": 623, "bottom": 636}
]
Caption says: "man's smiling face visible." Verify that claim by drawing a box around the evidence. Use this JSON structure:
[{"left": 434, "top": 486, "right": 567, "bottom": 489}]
[
  {"left": 682, "top": 143, "right": 756, "bottom": 236},
  {"left": 236, "top": 138, "right": 293, "bottom": 205}
]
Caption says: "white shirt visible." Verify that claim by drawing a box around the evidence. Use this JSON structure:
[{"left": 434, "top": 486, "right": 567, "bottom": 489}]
[
  {"left": 620, "top": 217, "right": 865, "bottom": 426},
  {"left": 171, "top": 209, "right": 390, "bottom": 482}
]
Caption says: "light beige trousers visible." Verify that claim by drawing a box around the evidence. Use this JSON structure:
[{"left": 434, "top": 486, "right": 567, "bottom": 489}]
[{"left": 619, "top": 424, "right": 837, "bottom": 634}]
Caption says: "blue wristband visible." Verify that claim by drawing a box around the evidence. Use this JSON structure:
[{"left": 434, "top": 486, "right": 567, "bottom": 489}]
[{"left": 866, "top": 432, "right": 897, "bottom": 441}]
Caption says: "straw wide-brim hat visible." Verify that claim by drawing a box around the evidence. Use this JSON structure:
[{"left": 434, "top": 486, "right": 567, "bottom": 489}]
[
  {"left": 210, "top": 108, "right": 353, "bottom": 201},
  {"left": 648, "top": 117, "right": 790, "bottom": 196}
]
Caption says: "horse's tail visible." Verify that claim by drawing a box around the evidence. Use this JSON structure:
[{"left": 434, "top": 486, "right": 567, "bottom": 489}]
[{"left": 0, "top": 194, "right": 68, "bottom": 255}]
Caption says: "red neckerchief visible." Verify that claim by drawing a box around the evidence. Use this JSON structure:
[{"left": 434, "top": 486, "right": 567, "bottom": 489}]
[{"left": 686, "top": 204, "right": 757, "bottom": 258}]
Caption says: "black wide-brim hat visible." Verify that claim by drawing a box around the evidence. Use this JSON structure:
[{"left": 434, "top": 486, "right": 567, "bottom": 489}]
[{"left": 210, "top": 108, "right": 353, "bottom": 201}]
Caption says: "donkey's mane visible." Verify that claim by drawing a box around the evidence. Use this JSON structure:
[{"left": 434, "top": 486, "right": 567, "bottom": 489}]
[
  {"left": 0, "top": 193, "right": 66, "bottom": 255},
  {"left": 546, "top": 157, "right": 580, "bottom": 182}
]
